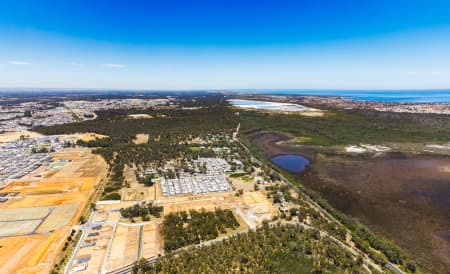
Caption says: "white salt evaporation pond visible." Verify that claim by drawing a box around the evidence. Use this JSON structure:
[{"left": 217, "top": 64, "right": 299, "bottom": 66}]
[{"left": 229, "top": 99, "right": 319, "bottom": 112}]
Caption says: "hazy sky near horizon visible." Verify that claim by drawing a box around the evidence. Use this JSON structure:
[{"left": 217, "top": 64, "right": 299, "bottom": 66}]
[{"left": 1, "top": 0, "right": 450, "bottom": 90}]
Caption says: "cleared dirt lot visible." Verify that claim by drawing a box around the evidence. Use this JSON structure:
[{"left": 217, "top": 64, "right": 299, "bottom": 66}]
[
  {"left": 0, "top": 219, "right": 42, "bottom": 236},
  {"left": 141, "top": 222, "right": 162, "bottom": 259},
  {"left": 86, "top": 184, "right": 274, "bottom": 273},
  {"left": 162, "top": 194, "right": 232, "bottom": 215},
  {"left": 120, "top": 187, "right": 150, "bottom": 201},
  {"left": 0, "top": 131, "right": 43, "bottom": 145},
  {"left": 158, "top": 188, "right": 274, "bottom": 228},
  {"left": 0, "top": 147, "right": 107, "bottom": 274},
  {"left": 36, "top": 203, "right": 78, "bottom": 233},
  {"left": 0, "top": 206, "right": 50, "bottom": 221},
  {"left": 107, "top": 225, "right": 140, "bottom": 270},
  {"left": 0, "top": 235, "right": 49, "bottom": 274},
  {"left": 74, "top": 225, "right": 113, "bottom": 274}
]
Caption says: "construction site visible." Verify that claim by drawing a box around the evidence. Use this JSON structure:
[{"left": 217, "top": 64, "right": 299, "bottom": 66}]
[
  {"left": 66, "top": 166, "right": 276, "bottom": 273},
  {"left": 0, "top": 130, "right": 277, "bottom": 274},
  {"left": 0, "top": 142, "right": 107, "bottom": 274}
]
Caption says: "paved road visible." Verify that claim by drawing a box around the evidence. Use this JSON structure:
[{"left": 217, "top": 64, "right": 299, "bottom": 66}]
[
  {"left": 107, "top": 220, "right": 381, "bottom": 274},
  {"left": 101, "top": 223, "right": 118, "bottom": 274},
  {"left": 386, "top": 262, "right": 404, "bottom": 274},
  {"left": 136, "top": 225, "right": 143, "bottom": 260},
  {"left": 64, "top": 223, "right": 88, "bottom": 274}
]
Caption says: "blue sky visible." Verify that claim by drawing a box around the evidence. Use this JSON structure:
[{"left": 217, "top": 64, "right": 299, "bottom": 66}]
[{"left": 1, "top": 0, "right": 450, "bottom": 89}]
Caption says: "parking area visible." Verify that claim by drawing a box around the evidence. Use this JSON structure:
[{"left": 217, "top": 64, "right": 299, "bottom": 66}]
[{"left": 160, "top": 173, "right": 232, "bottom": 196}]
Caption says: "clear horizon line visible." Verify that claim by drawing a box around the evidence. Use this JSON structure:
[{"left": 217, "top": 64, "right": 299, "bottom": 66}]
[{"left": 0, "top": 87, "right": 450, "bottom": 92}]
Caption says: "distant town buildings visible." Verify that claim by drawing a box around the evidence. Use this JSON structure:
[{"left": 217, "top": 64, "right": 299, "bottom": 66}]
[
  {"left": 236, "top": 95, "right": 450, "bottom": 115},
  {"left": 0, "top": 136, "right": 64, "bottom": 188},
  {"left": 0, "top": 98, "right": 171, "bottom": 132}
]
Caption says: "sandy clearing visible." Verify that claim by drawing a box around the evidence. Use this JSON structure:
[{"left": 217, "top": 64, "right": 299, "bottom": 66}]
[
  {"left": 36, "top": 203, "right": 78, "bottom": 233},
  {"left": 120, "top": 187, "right": 150, "bottom": 201},
  {"left": 345, "top": 144, "right": 391, "bottom": 154},
  {"left": 296, "top": 111, "right": 325, "bottom": 117},
  {"left": 133, "top": 133, "right": 149, "bottom": 144},
  {"left": 438, "top": 166, "right": 450, "bottom": 173},
  {"left": 128, "top": 114, "right": 153, "bottom": 119},
  {"left": 107, "top": 225, "right": 140, "bottom": 270},
  {"left": 123, "top": 165, "right": 139, "bottom": 187},
  {"left": 0, "top": 235, "right": 48, "bottom": 274},
  {"left": 229, "top": 176, "right": 255, "bottom": 191},
  {"left": 162, "top": 197, "right": 232, "bottom": 215},
  {"left": 0, "top": 145, "right": 107, "bottom": 274},
  {"left": 0, "top": 206, "right": 50, "bottom": 221},
  {"left": 141, "top": 222, "right": 162, "bottom": 259},
  {"left": 0, "top": 219, "right": 42, "bottom": 236},
  {"left": 124, "top": 226, "right": 140, "bottom": 264},
  {"left": 0, "top": 131, "right": 43, "bottom": 145}
]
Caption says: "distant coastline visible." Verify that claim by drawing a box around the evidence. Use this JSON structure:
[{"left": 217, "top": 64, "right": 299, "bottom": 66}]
[
  {"left": 234, "top": 89, "right": 450, "bottom": 103},
  {"left": 1, "top": 88, "right": 450, "bottom": 104}
]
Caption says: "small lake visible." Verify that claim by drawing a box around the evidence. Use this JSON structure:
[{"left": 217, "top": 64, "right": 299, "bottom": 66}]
[{"left": 271, "top": 154, "right": 310, "bottom": 173}]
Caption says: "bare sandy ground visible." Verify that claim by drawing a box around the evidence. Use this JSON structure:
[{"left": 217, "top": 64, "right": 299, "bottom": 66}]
[
  {"left": 133, "top": 133, "right": 149, "bottom": 144},
  {"left": 107, "top": 225, "right": 140, "bottom": 270},
  {"left": 128, "top": 114, "right": 153, "bottom": 119},
  {"left": 0, "top": 131, "right": 43, "bottom": 145},
  {"left": 141, "top": 222, "right": 162, "bottom": 259},
  {"left": 0, "top": 147, "right": 107, "bottom": 274}
]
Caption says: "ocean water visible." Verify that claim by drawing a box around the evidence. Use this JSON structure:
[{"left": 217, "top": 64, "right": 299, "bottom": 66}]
[{"left": 237, "top": 90, "right": 450, "bottom": 103}]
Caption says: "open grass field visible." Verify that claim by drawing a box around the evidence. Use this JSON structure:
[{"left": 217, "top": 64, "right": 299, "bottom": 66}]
[{"left": 0, "top": 146, "right": 107, "bottom": 274}]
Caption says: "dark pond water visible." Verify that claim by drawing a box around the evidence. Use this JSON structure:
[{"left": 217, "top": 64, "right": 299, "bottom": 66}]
[{"left": 271, "top": 154, "right": 310, "bottom": 173}]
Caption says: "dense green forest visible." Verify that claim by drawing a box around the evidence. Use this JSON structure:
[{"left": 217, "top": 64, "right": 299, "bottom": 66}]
[
  {"left": 133, "top": 223, "right": 369, "bottom": 274},
  {"left": 33, "top": 96, "right": 240, "bottom": 199},
  {"left": 34, "top": 96, "right": 238, "bottom": 141},
  {"left": 120, "top": 203, "right": 164, "bottom": 221},
  {"left": 240, "top": 108, "right": 450, "bottom": 146},
  {"left": 162, "top": 208, "right": 239, "bottom": 251}
]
